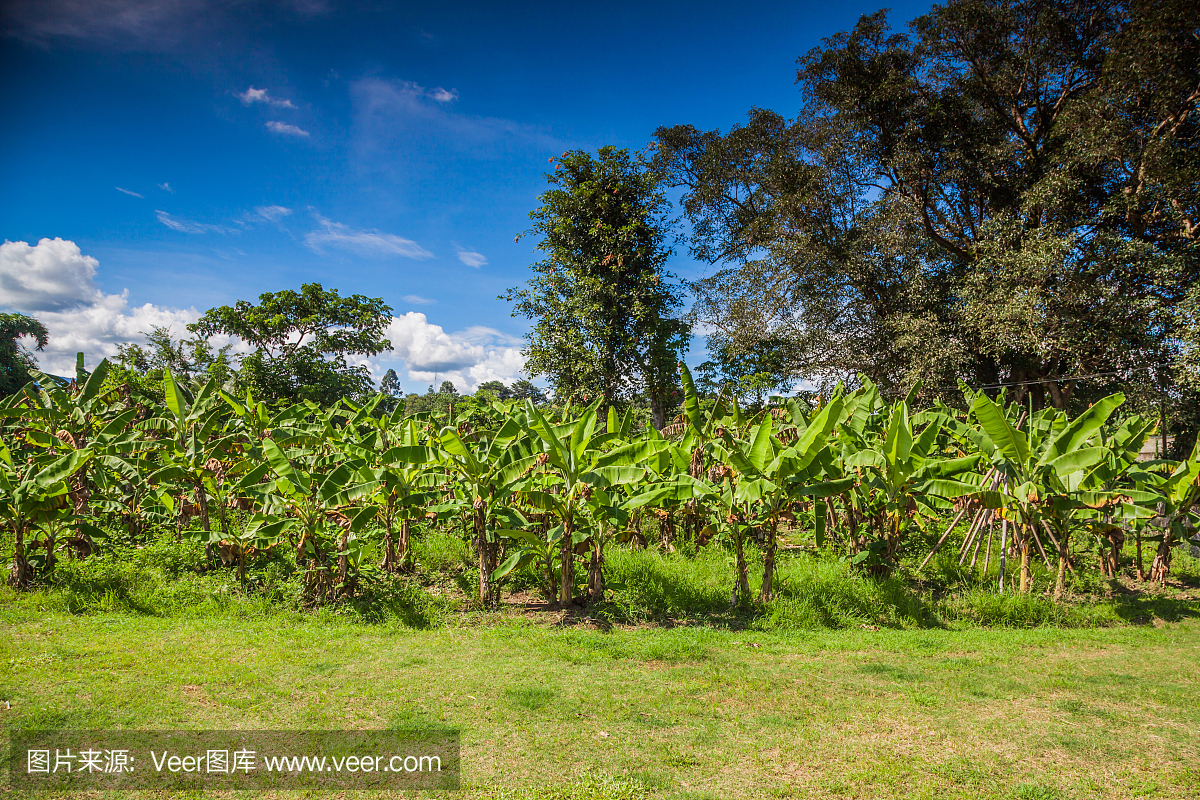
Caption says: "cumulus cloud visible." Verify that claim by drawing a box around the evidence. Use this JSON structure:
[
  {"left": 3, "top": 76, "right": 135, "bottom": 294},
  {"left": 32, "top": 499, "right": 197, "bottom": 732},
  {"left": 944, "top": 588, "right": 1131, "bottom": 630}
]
[
  {"left": 430, "top": 87, "right": 457, "bottom": 103},
  {"left": 0, "top": 238, "right": 206, "bottom": 375},
  {"left": 237, "top": 86, "right": 296, "bottom": 108},
  {"left": 303, "top": 213, "right": 432, "bottom": 259},
  {"left": 367, "top": 312, "right": 526, "bottom": 392},
  {"left": 255, "top": 205, "right": 292, "bottom": 222},
  {"left": 402, "top": 294, "right": 435, "bottom": 305},
  {"left": 455, "top": 247, "right": 487, "bottom": 268},
  {"left": 115, "top": 186, "right": 143, "bottom": 198},
  {"left": 0, "top": 237, "right": 102, "bottom": 312},
  {"left": 265, "top": 120, "right": 309, "bottom": 137},
  {"left": 157, "top": 182, "right": 173, "bottom": 192},
  {"left": 155, "top": 210, "right": 233, "bottom": 234}
]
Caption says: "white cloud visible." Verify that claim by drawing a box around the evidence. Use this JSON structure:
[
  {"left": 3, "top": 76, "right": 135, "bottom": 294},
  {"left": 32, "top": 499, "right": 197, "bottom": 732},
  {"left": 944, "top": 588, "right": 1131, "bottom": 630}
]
[
  {"left": 430, "top": 87, "right": 457, "bottom": 103},
  {"left": 0, "top": 237, "right": 101, "bottom": 311},
  {"left": 455, "top": 247, "right": 487, "bottom": 268},
  {"left": 0, "top": 238, "right": 208, "bottom": 375},
  {"left": 155, "top": 210, "right": 233, "bottom": 234},
  {"left": 237, "top": 86, "right": 268, "bottom": 104},
  {"left": 367, "top": 312, "right": 526, "bottom": 392},
  {"left": 303, "top": 213, "right": 432, "bottom": 259},
  {"left": 115, "top": 186, "right": 143, "bottom": 197},
  {"left": 158, "top": 182, "right": 174, "bottom": 192},
  {"left": 265, "top": 120, "right": 309, "bottom": 137},
  {"left": 237, "top": 86, "right": 297, "bottom": 108},
  {"left": 402, "top": 294, "right": 435, "bottom": 305},
  {"left": 255, "top": 205, "right": 292, "bottom": 222}
]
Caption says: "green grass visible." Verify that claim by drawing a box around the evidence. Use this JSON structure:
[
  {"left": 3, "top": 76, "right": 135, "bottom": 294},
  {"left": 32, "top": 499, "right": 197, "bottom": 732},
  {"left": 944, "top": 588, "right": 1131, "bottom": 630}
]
[
  {"left": 5, "top": 533, "right": 1198, "bottom": 632},
  {"left": 1, "top": 613, "right": 1198, "bottom": 798},
  {"left": 2, "top": 531, "right": 1199, "bottom": 798}
]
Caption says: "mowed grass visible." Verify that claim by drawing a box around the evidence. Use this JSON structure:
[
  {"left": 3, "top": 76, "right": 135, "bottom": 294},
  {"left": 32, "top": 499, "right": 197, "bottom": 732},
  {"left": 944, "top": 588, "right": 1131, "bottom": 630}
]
[{"left": 2, "top": 609, "right": 1198, "bottom": 799}]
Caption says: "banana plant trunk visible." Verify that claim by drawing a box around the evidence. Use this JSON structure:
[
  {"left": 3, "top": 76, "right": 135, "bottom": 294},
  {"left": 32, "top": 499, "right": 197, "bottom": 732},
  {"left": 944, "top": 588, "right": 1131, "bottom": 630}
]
[
  {"left": 760, "top": 517, "right": 778, "bottom": 603},
  {"left": 382, "top": 518, "right": 398, "bottom": 573},
  {"left": 1149, "top": 526, "right": 1174, "bottom": 583},
  {"left": 559, "top": 512, "right": 574, "bottom": 605},
  {"left": 398, "top": 517, "right": 411, "bottom": 573},
  {"left": 732, "top": 519, "right": 750, "bottom": 606},
  {"left": 474, "top": 499, "right": 494, "bottom": 608},
  {"left": 1053, "top": 528, "right": 1070, "bottom": 601},
  {"left": 588, "top": 538, "right": 604, "bottom": 602},
  {"left": 8, "top": 523, "right": 30, "bottom": 589}
]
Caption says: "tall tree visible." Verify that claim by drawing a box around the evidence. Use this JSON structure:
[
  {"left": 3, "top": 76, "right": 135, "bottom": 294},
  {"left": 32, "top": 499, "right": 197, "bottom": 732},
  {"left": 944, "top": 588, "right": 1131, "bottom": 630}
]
[
  {"left": 189, "top": 283, "right": 392, "bottom": 406},
  {"left": 654, "top": 0, "right": 1199, "bottom": 411},
  {"left": 505, "top": 146, "right": 689, "bottom": 427},
  {"left": 0, "top": 313, "right": 49, "bottom": 396}
]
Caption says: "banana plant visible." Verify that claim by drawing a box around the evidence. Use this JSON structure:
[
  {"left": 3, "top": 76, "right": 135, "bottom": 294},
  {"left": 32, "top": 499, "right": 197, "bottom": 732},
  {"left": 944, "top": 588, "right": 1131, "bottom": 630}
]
[
  {"left": 362, "top": 419, "right": 440, "bottom": 573},
  {"left": 1, "top": 441, "right": 93, "bottom": 588},
  {"left": 1130, "top": 438, "right": 1200, "bottom": 583},
  {"left": 255, "top": 437, "right": 377, "bottom": 604},
  {"left": 521, "top": 399, "right": 658, "bottom": 604},
  {"left": 8, "top": 356, "right": 115, "bottom": 522},
  {"left": 839, "top": 400, "right": 984, "bottom": 571},
  {"left": 437, "top": 413, "right": 541, "bottom": 607},
  {"left": 970, "top": 392, "right": 1124, "bottom": 593},
  {"left": 143, "top": 371, "right": 234, "bottom": 537},
  {"left": 712, "top": 396, "right": 844, "bottom": 601},
  {"left": 1067, "top": 415, "right": 1157, "bottom": 586}
]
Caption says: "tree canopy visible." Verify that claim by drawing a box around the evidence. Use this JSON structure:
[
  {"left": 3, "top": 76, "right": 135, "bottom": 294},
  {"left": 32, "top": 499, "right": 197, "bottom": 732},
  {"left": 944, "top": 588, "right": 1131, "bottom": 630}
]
[
  {"left": 505, "top": 146, "right": 690, "bottom": 427},
  {"left": 0, "top": 313, "right": 49, "bottom": 397},
  {"left": 653, "top": 0, "right": 1199, "bottom": 413},
  {"left": 189, "top": 283, "right": 392, "bottom": 406}
]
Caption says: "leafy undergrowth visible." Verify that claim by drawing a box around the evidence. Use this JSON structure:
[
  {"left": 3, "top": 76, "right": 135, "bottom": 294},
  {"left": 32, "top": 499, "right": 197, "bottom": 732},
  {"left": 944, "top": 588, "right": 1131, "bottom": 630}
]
[{"left": 2, "top": 531, "right": 1196, "bottom": 632}]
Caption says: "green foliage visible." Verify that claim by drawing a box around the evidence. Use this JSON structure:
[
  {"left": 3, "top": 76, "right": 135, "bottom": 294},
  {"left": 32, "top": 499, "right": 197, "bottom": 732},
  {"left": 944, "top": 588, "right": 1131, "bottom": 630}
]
[
  {"left": 0, "top": 312, "right": 49, "bottom": 397},
  {"left": 506, "top": 146, "right": 689, "bottom": 426},
  {"left": 654, "top": 0, "right": 1198, "bottom": 415},
  {"left": 189, "top": 282, "right": 392, "bottom": 405}
]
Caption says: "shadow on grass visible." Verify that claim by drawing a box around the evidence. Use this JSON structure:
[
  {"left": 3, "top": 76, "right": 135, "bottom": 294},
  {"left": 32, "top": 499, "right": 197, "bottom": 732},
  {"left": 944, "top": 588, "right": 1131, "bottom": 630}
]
[{"left": 1110, "top": 594, "right": 1200, "bottom": 624}]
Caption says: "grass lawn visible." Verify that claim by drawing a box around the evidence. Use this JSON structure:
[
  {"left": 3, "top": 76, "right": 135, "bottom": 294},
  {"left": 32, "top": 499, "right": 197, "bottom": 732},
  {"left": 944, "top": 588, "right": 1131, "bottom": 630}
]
[{"left": 2, "top": 608, "right": 1198, "bottom": 799}]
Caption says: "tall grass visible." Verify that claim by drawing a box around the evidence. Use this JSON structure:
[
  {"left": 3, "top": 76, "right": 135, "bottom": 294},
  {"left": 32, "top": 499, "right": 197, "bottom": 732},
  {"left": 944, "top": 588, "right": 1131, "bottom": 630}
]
[{"left": 2, "top": 530, "right": 1193, "bottom": 631}]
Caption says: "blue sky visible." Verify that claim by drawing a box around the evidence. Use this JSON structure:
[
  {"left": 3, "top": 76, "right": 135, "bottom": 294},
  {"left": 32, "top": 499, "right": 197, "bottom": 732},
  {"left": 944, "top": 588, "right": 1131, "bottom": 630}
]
[{"left": 0, "top": 0, "right": 930, "bottom": 392}]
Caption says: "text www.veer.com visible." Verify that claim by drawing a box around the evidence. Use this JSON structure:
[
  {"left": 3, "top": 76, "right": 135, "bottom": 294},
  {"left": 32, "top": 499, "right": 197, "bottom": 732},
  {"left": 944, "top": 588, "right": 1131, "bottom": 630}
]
[{"left": 261, "top": 754, "right": 442, "bottom": 773}]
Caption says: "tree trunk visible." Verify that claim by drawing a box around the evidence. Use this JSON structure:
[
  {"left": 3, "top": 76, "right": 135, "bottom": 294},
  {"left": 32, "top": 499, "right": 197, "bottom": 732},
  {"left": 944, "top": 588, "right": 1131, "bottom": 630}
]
[
  {"left": 1108, "top": 526, "right": 1123, "bottom": 577},
  {"left": 398, "top": 517, "right": 411, "bottom": 573},
  {"left": 197, "top": 484, "right": 211, "bottom": 532},
  {"left": 337, "top": 526, "right": 353, "bottom": 598},
  {"left": 559, "top": 513, "right": 575, "bottom": 605},
  {"left": 732, "top": 522, "right": 750, "bottom": 606},
  {"left": 650, "top": 396, "right": 667, "bottom": 431},
  {"left": 588, "top": 538, "right": 605, "bottom": 602},
  {"left": 760, "top": 518, "right": 778, "bottom": 603},
  {"left": 474, "top": 500, "right": 493, "bottom": 608},
  {"left": 1149, "top": 526, "right": 1174, "bottom": 584},
  {"left": 630, "top": 512, "right": 646, "bottom": 549},
  {"left": 382, "top": 518, "right": 398, "bottom": 573},
  {"left": 8, "top": 523, "right": 30, "bottom": 590},
  {"left": 659, "top": 511, "right": 675, "bottom": 552},
  {"left": 1053, "top": 529, "right": 1070, "bottom": 601}
]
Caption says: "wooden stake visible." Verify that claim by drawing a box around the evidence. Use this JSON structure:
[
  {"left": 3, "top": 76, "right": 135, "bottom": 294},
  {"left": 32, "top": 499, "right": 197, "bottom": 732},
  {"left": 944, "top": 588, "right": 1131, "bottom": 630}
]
[
  {"left": 969, "top": 514, "right": 989, "bottom": 570},
  {"left": 982, "top": 514, "right": 995, "bottom": 574},
  {"left": 1030, "top": 523, "right": 1052, "bottom": 569},
  {"left": 917, "top": 505, "right": 971, "bottom": 573}
]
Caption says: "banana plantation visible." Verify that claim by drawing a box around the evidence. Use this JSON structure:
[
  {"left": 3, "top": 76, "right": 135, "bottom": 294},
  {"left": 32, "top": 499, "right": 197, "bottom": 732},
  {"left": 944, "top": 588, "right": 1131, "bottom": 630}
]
[{"left": 3, "top": 354, "right": 1198, "bottom": 613}]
